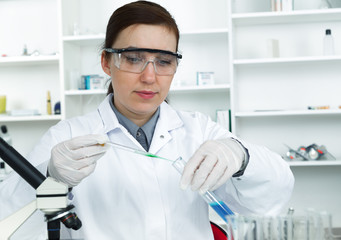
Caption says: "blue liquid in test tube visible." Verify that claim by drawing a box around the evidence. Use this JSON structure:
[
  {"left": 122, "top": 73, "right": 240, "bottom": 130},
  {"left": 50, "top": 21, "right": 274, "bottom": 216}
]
[{"left": 172, "top": 157, "right": 234, "bottom": 223}]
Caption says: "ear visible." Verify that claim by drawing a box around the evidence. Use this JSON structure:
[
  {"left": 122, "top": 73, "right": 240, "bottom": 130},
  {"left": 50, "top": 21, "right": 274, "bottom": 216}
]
[{"left": 101, "top": 52, "right": 111, "bottom": 76}]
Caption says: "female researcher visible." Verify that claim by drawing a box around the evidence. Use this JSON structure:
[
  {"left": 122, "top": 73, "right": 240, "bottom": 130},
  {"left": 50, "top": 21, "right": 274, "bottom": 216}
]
[{"left": 0, "top": 1, "right": 294, "bottom": 239}]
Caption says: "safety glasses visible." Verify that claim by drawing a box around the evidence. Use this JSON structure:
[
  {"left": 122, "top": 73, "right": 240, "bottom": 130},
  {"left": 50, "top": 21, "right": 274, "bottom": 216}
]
[{"left": 103, "top": 48, "right": 182, "bottom": 76}]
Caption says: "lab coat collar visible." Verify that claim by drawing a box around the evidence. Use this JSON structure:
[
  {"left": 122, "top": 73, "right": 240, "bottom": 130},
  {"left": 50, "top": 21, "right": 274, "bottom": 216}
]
[
  {"left": 97, "top": 94, "right": 121, "bottom": 134},
  {"left": 97, "top": 95, "right": 184, "bottom": 154},
  {"left": 149, "top": 101, "right": 183, "bottom": 154}
]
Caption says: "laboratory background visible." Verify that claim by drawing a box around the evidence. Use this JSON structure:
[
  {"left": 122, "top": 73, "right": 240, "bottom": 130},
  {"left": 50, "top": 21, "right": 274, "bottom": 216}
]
[{"left": 0, "top": 0, "right": 341, "bottom": 236}]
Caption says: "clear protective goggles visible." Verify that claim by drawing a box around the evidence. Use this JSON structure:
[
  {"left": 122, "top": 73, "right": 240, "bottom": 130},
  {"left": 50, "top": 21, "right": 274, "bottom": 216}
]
[{"left": 103, "top": 47, "right": 182, "bottom": 76}]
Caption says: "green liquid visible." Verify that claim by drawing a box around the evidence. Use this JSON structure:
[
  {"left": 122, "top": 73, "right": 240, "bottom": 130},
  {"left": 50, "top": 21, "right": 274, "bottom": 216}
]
[{"left": 136, "top": 151, "right": 174, "bottom": 162}]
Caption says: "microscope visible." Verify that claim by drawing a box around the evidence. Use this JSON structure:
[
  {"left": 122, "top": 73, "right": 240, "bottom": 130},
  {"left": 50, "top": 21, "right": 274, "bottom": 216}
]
[{"left": 0, "top": 137, "right": 82, "bottom": 240}]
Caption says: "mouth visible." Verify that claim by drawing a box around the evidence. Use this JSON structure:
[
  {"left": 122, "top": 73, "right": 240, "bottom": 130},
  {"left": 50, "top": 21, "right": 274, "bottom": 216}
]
[{"left": 135, "top": 90, "right": 157, "bottom": 99}]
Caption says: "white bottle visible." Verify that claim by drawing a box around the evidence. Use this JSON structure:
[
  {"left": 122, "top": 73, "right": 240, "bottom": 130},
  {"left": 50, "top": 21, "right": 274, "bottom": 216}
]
[{"left": 323, "top": 29, "right": 334, "bottom": 56}]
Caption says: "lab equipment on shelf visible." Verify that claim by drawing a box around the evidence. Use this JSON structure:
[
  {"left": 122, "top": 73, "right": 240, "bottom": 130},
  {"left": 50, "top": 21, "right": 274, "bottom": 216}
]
[
  {"left": 81, "top": 75, "right": 105, "bottom": 90},
  {"left": 196, "top": 72, "right": 215, "bottom": 86},
  {"left": 284, "top": 143, "right": 336, "bottom": 161},
  {"left": 271, "top": 0, "right": 293, "bottom": 12},
  {"left": 323, "top": 29, "right": 334, "bottom": 56},
  {"left": 226, "top": 208, "right": 339, "bottom": 240},
  {"left": 106, "top": 141, "right": 234, "bottom": 223},
  {"left": 47, "top": 91, "right": 52, "bottom": 115},
  {"left": 0, "top": 95, "right": 6, "bottom": 114}
]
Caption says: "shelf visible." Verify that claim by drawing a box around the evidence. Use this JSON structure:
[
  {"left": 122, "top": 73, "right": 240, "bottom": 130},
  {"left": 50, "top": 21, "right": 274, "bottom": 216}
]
[
  {"left": 65, "top": 89, "right": 107, "bottom": 96},
  {"left": 288, "top": 160, "right": 341, "bottom": 167},
  {"left": 0, "top": 55, "right": 59, "bottom": 66},
  {"left": 180, "top": 28, "right": 228, "bottom": 35},
  {"left": 235, "top": 109, "right": 341, "bottom": 117},
  {"left": 0, "top": 115, "right": 62, "bottom": 122},
  {"left": 62, "top": 29, "right": 229, "bottom": 46},
  {"left": 63, "top": 29, "right": 229, "bottom": 42},
  {"left": 62, "top": 34, "right": 105, "bottom": 46},
  {"left": 65, "top": 85, "right": 230, "bottom": 96},
  {"left": 169, "top": 84, "right": 230, "bottom": 94},
  {"left": 234, "top": 55, "right": 341, "bottom": 66},
  {"left": 232, "top": 8, "right": 341, "bottom": 26}
]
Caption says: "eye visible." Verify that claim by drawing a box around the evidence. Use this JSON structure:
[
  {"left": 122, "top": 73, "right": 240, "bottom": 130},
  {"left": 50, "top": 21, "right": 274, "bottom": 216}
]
[
  {"left": 156, "top": 56, "right": 176, "bottom": 67},
  {"left": 123, "top": 53, "right": 143, "bottom": 64},
  {"left": 157, "top": 59, "right": 172, "bottom": 66}
]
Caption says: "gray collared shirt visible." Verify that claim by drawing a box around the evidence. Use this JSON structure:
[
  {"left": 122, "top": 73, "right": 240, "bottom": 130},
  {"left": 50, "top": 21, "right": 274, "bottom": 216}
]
[{"left": 109, "top": 97, "right": 160, "bottom": 151}]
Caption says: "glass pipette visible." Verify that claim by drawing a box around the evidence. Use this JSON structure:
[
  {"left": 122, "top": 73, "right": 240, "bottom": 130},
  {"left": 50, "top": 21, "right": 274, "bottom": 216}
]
[
  {"left": 105, "top": 142, "right": 173, "bottom": 162},
  {"left": 106, "top": 141, "right": 234, "bottom": 222}
]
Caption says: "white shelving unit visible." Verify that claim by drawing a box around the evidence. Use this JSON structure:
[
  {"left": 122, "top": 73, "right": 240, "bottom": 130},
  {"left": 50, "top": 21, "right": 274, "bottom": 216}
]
[
  {"left": 0, "top": 115, "right": 62, "bottom": 123},
  {"left": 0, "top": 55, "right": 59, "bottom": 66},
  {"left": 232, "top": 8, "right": 341, "bottom": 25},
  {"left": 64, "top": 89, "right": 107, "bottom": 96},
  {"left": 229, "top": 0, "right": 341, "bottom": 226},
  {"left": 288, "top": 160, "right": 341, "bottom": 167},
  {"left": 235, "top": 109, "right": 341, "bottom": 117},
  {"left": 234, "top": 55, "right": 341, "bottom": 65},
  {"left": 170, "top": 84, "right": 230, "bottom": 93},
  {"left": 0, "top": 0, "right": 61, "bottom": 156}
]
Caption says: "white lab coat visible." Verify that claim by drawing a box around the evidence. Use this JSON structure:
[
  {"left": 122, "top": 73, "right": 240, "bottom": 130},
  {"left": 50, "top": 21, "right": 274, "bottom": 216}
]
[{"left": 0, "top": 95, "right": 294, "bottom": 240}]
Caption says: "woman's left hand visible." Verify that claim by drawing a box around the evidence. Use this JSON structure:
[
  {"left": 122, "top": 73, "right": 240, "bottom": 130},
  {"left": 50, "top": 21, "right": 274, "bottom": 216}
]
[{"left": 180, "top": 138, "right": 245, "bottom": 194}]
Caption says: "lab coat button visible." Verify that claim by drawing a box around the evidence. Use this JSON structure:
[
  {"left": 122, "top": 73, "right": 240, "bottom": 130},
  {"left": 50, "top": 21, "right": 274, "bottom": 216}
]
[{"left": 160, "top": 135, "right": 164, "bottom": 139}]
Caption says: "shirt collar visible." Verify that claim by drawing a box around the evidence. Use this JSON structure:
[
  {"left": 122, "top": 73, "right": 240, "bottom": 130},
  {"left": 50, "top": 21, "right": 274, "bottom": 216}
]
[
  {"left": 97, "top": 94, "right": 183, "bottom": 139},
  {"left": 108, "top": 94, "right": 160, "bottom": 146}
]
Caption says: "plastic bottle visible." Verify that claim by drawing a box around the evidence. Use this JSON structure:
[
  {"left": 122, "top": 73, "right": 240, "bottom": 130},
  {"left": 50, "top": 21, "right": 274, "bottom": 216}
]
[
  {"left": 22, "top": 44, "right": 28, "bottom": 56},
  {"left": 47, "top": 91, "right": 52, "bottom": 115},
  {"left": 323, "top": 29, "right": 335, "bottom": 56}
]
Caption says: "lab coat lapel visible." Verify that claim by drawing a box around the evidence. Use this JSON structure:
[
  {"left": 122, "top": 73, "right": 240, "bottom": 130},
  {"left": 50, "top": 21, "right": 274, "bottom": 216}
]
[
  {"left": 149, "top": 102, "right": 183, "bottom": 154},
  {"left": 96, "top": 94, "right": 121, "bottom": 133}
]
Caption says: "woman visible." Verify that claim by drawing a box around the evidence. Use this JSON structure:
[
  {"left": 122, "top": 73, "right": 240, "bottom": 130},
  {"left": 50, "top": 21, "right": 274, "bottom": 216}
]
[{"left": 0, "top": 1, "right": 294, "bottom": 239}]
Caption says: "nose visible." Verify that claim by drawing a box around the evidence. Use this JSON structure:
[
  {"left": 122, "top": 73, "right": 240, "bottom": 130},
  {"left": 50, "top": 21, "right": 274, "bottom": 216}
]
[{"left": 141, "top": 61, "right": 157, "bottom": 83}]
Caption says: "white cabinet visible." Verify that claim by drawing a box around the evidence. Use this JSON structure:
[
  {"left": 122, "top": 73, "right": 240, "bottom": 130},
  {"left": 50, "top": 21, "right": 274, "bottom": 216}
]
[{"left": 229, "top": 0, "right": 341, "bottom": 227}]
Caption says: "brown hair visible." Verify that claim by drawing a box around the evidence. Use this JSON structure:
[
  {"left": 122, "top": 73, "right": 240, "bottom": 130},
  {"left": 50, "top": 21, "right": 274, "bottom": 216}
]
[{"left": 103, "top": 1, "right": 180, "bottom": 95}]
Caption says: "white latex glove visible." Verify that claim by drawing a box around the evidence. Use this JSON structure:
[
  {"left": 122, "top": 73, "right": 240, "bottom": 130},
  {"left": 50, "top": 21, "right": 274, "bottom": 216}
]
[
  {"left": 48, "top": 134, "right": 110, "bottom": 187},
  {"left": 180, "top": 138, "right": 246, "bottom": 194}
]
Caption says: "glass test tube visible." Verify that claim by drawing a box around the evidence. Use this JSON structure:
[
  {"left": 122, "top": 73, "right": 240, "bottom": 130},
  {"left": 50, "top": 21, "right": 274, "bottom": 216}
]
[{"left": 172, "top": 157, "right": 234, "bottom": 223}]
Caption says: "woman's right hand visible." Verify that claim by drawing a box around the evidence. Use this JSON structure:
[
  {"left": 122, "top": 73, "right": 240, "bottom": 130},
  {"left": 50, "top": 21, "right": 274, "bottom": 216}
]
[{"left": 47, "top": 134, "right": 109, "bottom": 187}]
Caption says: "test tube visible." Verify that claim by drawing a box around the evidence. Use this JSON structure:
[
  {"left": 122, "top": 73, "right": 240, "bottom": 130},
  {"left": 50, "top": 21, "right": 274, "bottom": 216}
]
[{"left": 172, "top": 157, "right": 234, "bottom": 223}]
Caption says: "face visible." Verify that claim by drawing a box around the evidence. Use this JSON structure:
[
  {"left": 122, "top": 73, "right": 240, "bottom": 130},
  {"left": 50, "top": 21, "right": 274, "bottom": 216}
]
[{"left": 101, "top": 24, "right": 177, "bottom": 125}]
